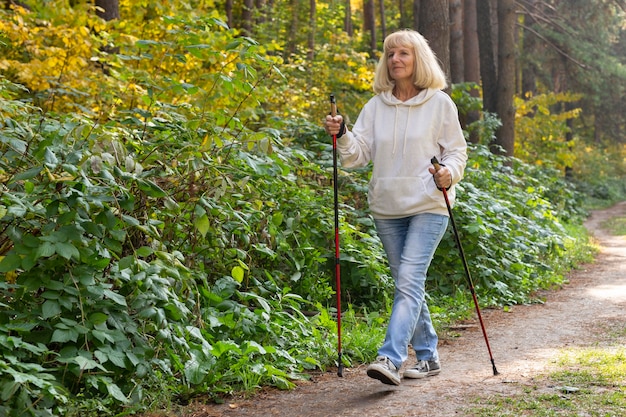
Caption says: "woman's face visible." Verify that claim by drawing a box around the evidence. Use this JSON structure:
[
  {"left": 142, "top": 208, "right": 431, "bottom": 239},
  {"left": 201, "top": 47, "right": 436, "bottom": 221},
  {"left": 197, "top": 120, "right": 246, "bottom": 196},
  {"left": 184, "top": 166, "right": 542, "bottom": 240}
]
[{"left": 386, "top": 45, "right": 415, "bottom": 82}]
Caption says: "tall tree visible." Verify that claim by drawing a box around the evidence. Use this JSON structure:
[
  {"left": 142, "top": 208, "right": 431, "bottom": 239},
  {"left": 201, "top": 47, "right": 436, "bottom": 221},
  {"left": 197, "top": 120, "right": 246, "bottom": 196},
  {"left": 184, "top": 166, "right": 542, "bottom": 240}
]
[
  {"left": 463, "top": 0, "right": 480, "bottom": 84},
  {"left": 284, "top": 0, "right": 299, "bottom": 60},
  {"left": 463, "top": 0, "right": 481, "bottom": 142},
  {"left": 344, "top": 0, "right": 353, "bottom": 35},
  {"left": 242, "top": 0, "right": 254, "bottom": 35},
  {"left": 476, "top": 0, "right": 497, "bottom": 114},
  {"left": 308, "top": 0, "right": 316, "bottom": 60},
  {"left": 449, "top": 0, "right": 464, "bottom": 83},
  {"left": 379, "top": 0, "right": 387, "bottom": 42},
  {"left": 418, "top": 0, "right": 451, "bottom": 85},
  {"left": 412, "top": 0, "right": 420, "bottom": 31},
  {"left": 493, "top": 0, "right": 516, "bottom": 156},
  {"left": 364, "top": 0, "right": 376, "bottom": 54},
  {"left": 399, "top": 0, "right": 409, "bottom": 29}
]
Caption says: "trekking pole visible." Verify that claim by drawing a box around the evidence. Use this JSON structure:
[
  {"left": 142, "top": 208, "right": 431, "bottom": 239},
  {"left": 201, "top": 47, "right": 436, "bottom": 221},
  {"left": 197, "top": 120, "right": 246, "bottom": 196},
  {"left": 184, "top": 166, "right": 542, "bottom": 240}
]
[
  {"left": 431, "top": 157, "right": 499, "bottom": 376},
  {"left": 330, "top": 94, "right": 344, "bottom": 377}
]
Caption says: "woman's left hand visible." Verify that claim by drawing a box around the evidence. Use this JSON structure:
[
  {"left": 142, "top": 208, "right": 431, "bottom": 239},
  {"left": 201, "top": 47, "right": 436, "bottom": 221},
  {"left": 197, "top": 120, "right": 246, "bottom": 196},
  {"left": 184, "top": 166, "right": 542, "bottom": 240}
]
[{"left": 428, "top": 165, "right": 452, "bottom": 190}]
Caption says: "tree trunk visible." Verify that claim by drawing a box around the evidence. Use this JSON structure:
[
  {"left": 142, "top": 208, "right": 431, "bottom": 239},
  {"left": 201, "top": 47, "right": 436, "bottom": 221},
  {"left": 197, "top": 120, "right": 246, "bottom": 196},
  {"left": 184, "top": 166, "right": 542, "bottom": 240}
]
[
  {"left": 225, "top": 0, "right": 233, "bottom": 28},
  {"left": 399, "top": 0, "right": 408, "bottom": 29},
  {"left": 95, "top": 0, "right": 119, "bottom": 21},
  {"left": 463, "top": 0, "right": 479, "bottom": 83},
  {"left": 379, "top": 0, "right": 387, "bottom": 43},
  {"left": 242, "top": 0, "right": 254, "bottom": 36},
  {"left": 449, "top": 0, "right": 464, "bottom": 84},
  {"left": 284, "top": 0, "right": 299, "bottom": 60},
  {"left": 418, "top": 0, "right": 450, "bottom": 88},
  {"left": 463, "top": 0, "right": 481, "bottom": 142},
  {"left": 493, "top": 0, "right": 516, "bottom": 156},
  {"left": 344, "top": 0, "right": 353, "bottom": 35},
  {"left": 364, "top": 0, "right": 376, "bottom": 55},
  {"left": 412, "top": 0, "right": 420, "bottom": 30},
  {"left": 520, "top": 0, "right": 537, "bottom": 98},
  {"left": 476, "top": 0, "right": 497, "bottom": 113},
  {"left": 307, "top": 0, "right": 316, "bottom": 61}
]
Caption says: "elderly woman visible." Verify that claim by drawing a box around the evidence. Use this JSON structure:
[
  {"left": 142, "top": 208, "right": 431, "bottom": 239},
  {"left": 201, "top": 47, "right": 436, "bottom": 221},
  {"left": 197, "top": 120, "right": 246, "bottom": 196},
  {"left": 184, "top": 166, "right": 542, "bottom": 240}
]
[{"left": 324, "top": 29, "right": 467, "bottom": 385}]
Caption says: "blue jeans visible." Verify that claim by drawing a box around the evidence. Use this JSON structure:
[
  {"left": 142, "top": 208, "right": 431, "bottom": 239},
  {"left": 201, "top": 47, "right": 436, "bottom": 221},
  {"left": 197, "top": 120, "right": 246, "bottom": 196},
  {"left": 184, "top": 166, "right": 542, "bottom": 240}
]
[{"left": 374, "top": 213, "right": 448, "bottom": 369}]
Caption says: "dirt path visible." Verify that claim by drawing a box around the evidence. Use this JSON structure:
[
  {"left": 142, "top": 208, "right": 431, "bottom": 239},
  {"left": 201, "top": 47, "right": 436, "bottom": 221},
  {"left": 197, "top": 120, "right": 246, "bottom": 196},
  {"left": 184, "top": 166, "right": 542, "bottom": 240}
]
[{"left": 197, "top": 202, "right": 626, "bottom": 417}]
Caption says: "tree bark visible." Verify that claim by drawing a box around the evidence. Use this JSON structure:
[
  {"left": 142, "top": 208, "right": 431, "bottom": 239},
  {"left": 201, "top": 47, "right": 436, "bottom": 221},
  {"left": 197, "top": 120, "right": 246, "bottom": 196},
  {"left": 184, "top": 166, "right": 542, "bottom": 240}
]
[
  {"left": 307, "top": 0, "right": 316, "bottom": 61},
  {"left": 364, "top": 0, "right": 376, "bottom": 55},
  {"left": 476, "top": 0, "right": 497, "bottom": 113},
  {"left": 379, "top": 0, "right": 387, "bottom": 42},
  {"left": 412, "top": 0, "right": 420, "bottom": 30},
  {"left": 463, "top": 0, "right": 479, "bottom": 83},
  {"left": 463, "top": 0, "right": 481, "bottom": 142},
  {"left": 449, "top": 0, "right": 464, "bottom": 84},
  {"left": 242, "top": 0, "right": 254, "bottom": 36},
  {"left": 344, "top": 0, "right": 353, "bottom": 35},
  {"left": 399, "top": 0, "right": 408, "bottom": 29},
  {"left": 493, "top": 0, "right": 516, "bottom": 156},
  {"left": 284, "top": 0, "right": 299, "bottom": 60},
  {"left": 418, "top": 0, "right": 450, "bottom": 87},
  {"left": 225, "top": 0, "right": 233, "bottom": 28}
]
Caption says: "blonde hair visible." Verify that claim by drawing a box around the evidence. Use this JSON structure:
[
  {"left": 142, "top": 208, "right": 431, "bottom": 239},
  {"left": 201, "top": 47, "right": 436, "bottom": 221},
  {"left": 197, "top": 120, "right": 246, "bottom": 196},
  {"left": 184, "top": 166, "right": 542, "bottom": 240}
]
[{"left": 373, "top": 29, "right": 448, "bottom": 94}]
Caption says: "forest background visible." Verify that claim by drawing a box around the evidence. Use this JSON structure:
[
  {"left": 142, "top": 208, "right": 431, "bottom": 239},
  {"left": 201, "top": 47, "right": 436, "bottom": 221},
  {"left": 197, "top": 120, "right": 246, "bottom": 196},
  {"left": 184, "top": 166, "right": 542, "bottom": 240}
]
[{"left": 0, "top": 0, "right": 625, "bottom": 416}]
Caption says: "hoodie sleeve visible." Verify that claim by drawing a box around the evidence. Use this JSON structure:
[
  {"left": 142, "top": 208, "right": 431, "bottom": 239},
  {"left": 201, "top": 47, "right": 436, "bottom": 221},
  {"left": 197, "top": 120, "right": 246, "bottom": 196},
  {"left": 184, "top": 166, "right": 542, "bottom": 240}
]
[
  {"left": 335, "top": 99, "right": 375, "bottom": 168},
  {"left": 437, "top": 93, "right": 468, "bottom": 186}
]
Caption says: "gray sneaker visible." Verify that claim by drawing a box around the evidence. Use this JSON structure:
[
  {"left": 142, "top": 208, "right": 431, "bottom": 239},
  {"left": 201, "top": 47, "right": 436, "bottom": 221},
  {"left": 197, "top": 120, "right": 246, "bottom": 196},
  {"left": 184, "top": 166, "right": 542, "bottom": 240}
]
[
  {"left": 403, "top": 359, "right": 441, "bottom": 379},
  {"left": 366, "top": 356, "right": 401, "bottom": 385}
]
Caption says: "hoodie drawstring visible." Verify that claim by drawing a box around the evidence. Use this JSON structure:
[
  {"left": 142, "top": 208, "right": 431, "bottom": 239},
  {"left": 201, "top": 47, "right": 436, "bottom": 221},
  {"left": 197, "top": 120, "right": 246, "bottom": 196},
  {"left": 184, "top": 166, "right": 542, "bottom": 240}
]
[{"left": 391, "top": 104, "right": 413, "bottom": 156}]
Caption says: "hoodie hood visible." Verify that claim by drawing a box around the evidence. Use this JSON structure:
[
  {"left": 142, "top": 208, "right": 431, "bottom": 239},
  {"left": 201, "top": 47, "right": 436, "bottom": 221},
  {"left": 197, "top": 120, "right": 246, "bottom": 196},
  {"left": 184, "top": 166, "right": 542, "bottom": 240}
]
[{"left": 379, "top": 88, "right": 438, "bottom": 106}]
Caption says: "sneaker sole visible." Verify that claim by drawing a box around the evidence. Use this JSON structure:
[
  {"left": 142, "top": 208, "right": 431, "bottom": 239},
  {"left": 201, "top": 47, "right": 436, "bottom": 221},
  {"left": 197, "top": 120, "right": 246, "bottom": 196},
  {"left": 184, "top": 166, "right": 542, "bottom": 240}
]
[
  {"left": 366, "top": 368, "right": 401, "bottom": 385},
  {"left": 403, "top": 368, "right": 441, "bottom": 379}
]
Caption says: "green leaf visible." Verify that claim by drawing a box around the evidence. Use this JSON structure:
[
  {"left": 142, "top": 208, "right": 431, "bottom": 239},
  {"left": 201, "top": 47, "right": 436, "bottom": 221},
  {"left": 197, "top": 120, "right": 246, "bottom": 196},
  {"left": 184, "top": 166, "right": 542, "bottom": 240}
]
[
  {"left": 89, "top": 312, "right": 108, "bottom": 325},
  {"left": 73, "top": 355, "right": 106, "bottom": 372},
  {"left": 92, "top": 330, "right": 115, "bottom": 343},
  {"left": 211, "top": 340, "right": 241, "bottom": 358},
  {"left": 184, "top": 360, "right": 206, "bottom": 385},
  {"left": 231, "top": 265, "right": 245, "bottom": 283},
  {"left": 0, "top": 253, "right": 22, "bottom": 272},
  {"left": 195, "top": 214, "right": 210, "bottom": 237},
  {"left": 55, "top": 242, "right": 80, "bottom": 260},
  {"left": 1, "top": 380, "right": 19, "bottom": 402},
  {"left": 136, "top": 246, "right": 153, "bottom": 257},
  {"left": 136, "top": 179, "right": 167, "bottom": 197},
  {"left": 11, "top": 166, "right": 42, "bottom": 182},
  {"left": 42, "top": 300, "right": 62, "bottom": 319},
  {"left": 106, "top": 383, "right": 128, "bottom": 403},
  {"left": 44, "top": 148, "right": 58, "bottom": 166},
  {"left": 51, "top": 328, "right": 78, "bottom": 343},
  {"left": 103, "top": 289, "right": 127, "bottom": 306}
]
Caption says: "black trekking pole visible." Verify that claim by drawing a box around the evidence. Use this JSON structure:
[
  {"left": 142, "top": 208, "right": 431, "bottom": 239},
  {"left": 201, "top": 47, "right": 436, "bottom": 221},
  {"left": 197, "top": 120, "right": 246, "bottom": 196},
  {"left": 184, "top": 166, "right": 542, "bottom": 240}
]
[
  {"left": 431, "top": 157, "right": 499, "bottom": 376},
  {"left": 330, "top": 94, "right": 344, "bottom": 377}
]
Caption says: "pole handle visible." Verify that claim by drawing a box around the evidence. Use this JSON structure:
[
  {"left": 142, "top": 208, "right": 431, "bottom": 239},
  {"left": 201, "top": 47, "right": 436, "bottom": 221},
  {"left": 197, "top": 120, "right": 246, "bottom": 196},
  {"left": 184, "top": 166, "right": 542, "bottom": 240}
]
[
  {"left": 431, "top": 156, "right": 442, "bottom": 172},
  {"left": 330, "top": 94, "right": 337, "bottom": 117}
]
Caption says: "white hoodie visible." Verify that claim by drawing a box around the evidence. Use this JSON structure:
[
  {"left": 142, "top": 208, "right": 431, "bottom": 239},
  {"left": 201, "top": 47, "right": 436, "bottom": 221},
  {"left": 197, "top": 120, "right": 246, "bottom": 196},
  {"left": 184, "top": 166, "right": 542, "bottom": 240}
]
[{"left": 337, "top": 88, "right": 468, "bottom": 219}]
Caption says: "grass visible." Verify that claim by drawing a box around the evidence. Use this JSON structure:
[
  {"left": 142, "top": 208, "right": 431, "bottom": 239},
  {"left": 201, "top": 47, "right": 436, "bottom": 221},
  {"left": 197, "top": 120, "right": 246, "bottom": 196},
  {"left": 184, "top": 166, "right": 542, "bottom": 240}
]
[
  {"left": 466, "top": 322, "right": 626, "bottom": 417},
  {"left": 601, "top": 215, "right": 626, "bottom": 236}
]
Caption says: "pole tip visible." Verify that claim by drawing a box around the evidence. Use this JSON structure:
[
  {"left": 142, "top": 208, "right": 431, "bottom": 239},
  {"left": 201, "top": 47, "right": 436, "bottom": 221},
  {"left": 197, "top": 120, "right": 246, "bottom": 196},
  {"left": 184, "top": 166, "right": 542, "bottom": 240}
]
[
  {"left": 337, "top": 364, "right": 344, "bottom": 377},
  {"left": 492, "top": 361, "right": 499, "bottom": 376}
]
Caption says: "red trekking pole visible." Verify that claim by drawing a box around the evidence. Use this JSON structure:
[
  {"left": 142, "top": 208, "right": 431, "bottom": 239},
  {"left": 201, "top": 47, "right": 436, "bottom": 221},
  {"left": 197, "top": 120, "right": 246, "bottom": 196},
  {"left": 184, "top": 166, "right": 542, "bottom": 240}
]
[
  {"left": 431, "top": 156, "right": 499, "bottom": 376},
  {"left": 330, "top": 94, "right": 344, "bottom": 377}
]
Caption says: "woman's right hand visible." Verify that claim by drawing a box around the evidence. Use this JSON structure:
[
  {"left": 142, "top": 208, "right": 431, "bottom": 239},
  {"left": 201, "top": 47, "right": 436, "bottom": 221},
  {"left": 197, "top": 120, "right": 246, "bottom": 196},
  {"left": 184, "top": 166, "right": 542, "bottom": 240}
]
[{"left": 324, "top": 114, "right": 345, "bottom": 136}]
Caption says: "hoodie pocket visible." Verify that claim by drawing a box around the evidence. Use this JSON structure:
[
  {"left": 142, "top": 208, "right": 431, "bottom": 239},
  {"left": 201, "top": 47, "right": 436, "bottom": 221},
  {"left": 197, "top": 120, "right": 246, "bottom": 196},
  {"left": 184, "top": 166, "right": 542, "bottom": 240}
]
[{"left": 368, "top": 176, "right": 442, "bottom": 216}]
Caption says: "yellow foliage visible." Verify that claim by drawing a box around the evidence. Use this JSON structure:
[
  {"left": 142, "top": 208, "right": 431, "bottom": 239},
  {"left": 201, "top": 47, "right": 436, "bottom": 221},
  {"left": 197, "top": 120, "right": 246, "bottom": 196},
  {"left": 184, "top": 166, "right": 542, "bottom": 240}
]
[{"left": 514, "top": 92, "right": 583, "bottom": 172}]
